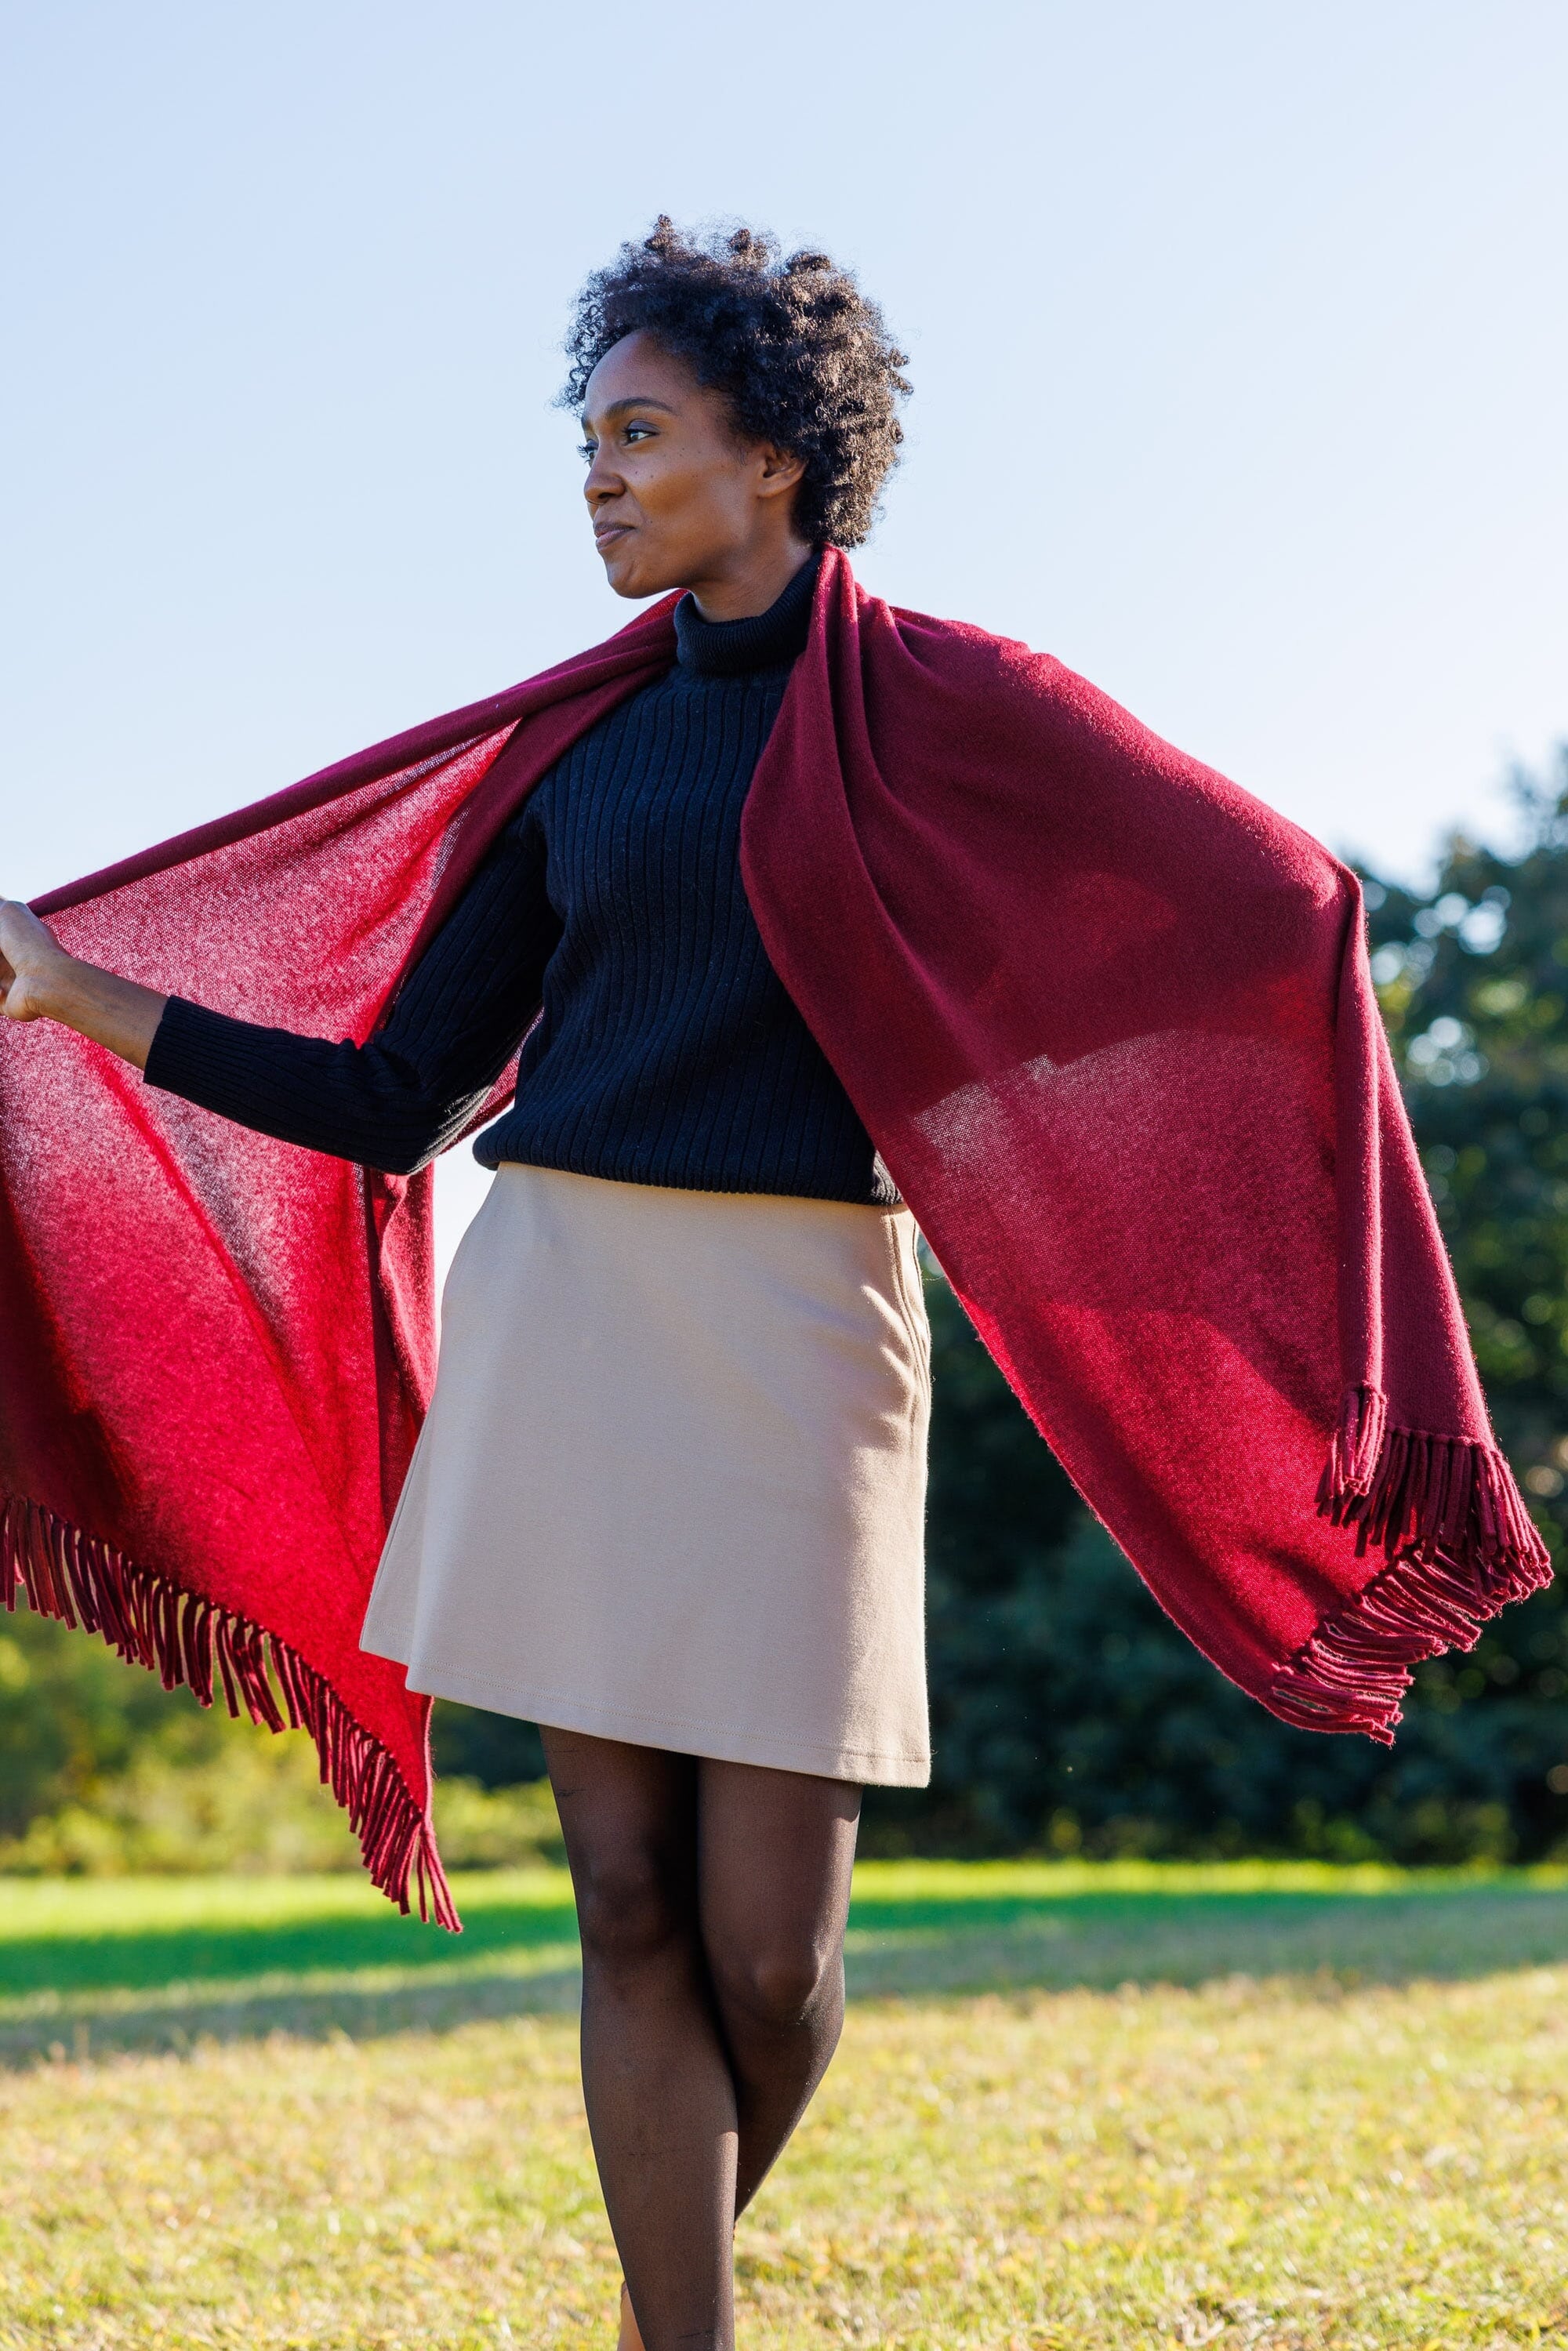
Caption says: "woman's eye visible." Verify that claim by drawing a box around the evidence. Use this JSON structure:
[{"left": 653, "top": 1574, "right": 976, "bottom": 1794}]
[
  {"left": 578, "top": 441, "right": 596, "bottom": 463},
  {"left": 623, "top": 423, "right": 653, "bottom": 444}
]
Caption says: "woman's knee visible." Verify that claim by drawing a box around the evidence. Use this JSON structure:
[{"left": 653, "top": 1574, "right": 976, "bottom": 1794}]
[
  {"left": 709, "top": 1928, "right": 839, "bottom": 2034},
  {"left": 573, "top": 1843, "right": 695, "bottom": 1980}
]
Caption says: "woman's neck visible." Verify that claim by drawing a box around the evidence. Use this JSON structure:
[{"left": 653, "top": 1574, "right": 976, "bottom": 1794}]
[{"left": 684, "top": 538, "right": 815, "bottom": 623}]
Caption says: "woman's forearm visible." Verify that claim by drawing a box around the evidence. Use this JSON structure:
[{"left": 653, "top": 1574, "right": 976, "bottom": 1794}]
[{"left": 28, "top": 955, "right": 169, "bottom": 1070}]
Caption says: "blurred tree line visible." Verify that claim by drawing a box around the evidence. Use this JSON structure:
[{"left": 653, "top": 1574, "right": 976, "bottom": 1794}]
[{"left": 6, "top": 751, "right": 1568, "bottom": 1867}]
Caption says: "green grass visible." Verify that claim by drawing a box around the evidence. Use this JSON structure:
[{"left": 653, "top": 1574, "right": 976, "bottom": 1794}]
[
  {"left": 6, "top": 1859, "right": 1568, "bottom": 2061},
  {"left": 5, "top": 1864, "right": 1568, "bottom": 2345}
]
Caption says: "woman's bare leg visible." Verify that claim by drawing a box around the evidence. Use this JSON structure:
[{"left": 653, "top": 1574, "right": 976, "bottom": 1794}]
[{"left": 542, "top": 1729, "right": 862, "bottom": 2351}]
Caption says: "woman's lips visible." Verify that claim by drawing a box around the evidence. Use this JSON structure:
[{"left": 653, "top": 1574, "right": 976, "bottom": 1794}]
[{"left": 594, "top": 523, "right": 631, "bottom": 551}]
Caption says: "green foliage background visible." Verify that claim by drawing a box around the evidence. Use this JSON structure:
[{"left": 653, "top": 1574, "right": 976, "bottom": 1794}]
[{"left": 8, "top": 753, "right": 1568, "bottom": 1867}]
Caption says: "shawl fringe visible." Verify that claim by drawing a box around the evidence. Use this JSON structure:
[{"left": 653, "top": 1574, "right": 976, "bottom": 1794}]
[
  {"left": 1269, "top": 1385, "right": 1554, "bottom": 1740},
  {"left": 2, "top": 1494, "right": 458, "bottom": 1930}
]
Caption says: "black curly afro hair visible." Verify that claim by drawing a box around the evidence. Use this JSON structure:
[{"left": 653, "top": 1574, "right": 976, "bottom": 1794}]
[{"left": 560, "top": 218, "right": 911, "bottom": 550}]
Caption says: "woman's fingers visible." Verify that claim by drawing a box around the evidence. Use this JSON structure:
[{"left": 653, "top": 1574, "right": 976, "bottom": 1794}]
[
  {"left": 0, "top": 959, "right": 45, "bottom": 1021},
  {"left": 0, "top": 901, "right": 67, "bottom": 1022},
  {"left": 0, "top": 899, "right": 60, "bottom": 966}
]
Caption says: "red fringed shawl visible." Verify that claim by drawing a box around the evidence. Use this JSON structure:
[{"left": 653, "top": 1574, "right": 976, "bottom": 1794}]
[{"left": 2, "top": 548, "right": 1549, "bottom": 1925}]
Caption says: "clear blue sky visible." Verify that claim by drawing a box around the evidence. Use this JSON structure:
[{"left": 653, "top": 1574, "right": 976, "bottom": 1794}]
[{"left": 4, "top": 1, "right": 1564, "bottom": 1265}]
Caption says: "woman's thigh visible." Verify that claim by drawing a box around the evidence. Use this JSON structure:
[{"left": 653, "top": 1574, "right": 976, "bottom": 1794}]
[
  {"left": 541, "top": 1731, "right": 862, "bottom": 1997},
  {"left": 542, "top": 1728, "right": 702, "bottom": 1968}
]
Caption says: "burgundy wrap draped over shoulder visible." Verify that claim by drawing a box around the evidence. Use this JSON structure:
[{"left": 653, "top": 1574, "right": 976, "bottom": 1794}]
[{"left": 2, "top": 550, "right": 1548, "bottom": 1925}]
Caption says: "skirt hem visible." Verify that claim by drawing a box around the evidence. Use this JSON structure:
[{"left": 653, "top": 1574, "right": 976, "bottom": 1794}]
[{"left": 364, "top": 1644, "right": 933, "bottom": 1790}]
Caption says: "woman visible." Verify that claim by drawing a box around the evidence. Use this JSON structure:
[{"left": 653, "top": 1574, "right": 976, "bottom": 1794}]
[
  {"left": 2, "top": 221, "right": 1548, "bottom": 2349},
  {"left": 2, "top": 222, "right": 926, "bottom": 2351}
]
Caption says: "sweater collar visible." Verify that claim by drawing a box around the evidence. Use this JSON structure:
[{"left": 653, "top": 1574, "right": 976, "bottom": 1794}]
[{"left": 672, "top": 553, "right": 820, "bottom": 677}]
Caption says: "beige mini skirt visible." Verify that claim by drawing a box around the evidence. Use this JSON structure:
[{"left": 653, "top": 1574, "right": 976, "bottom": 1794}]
[{"left": 360, "top": 1163, "right": 932, "bottom": 1786}]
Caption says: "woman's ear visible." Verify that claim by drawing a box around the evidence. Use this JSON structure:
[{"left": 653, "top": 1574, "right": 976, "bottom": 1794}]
[{"left": 756, "top": 444, "right": 808, "bottom": 502}]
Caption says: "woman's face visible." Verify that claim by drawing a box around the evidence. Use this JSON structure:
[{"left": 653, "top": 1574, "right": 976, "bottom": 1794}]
[{"left": 579, "top": 332, "right": 806, "bottom": 603}]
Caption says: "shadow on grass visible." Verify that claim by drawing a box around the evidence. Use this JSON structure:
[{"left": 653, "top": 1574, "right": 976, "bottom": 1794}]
[
  {"left": 844, "top": 1886, "right": 1568, "bottom": 1999},
  {"left": 1, "top": 1961, "right": 585, "bottom": 2067},
  {"left": 9, "top": 1885, "right": 1568, "bottom": 2066}
]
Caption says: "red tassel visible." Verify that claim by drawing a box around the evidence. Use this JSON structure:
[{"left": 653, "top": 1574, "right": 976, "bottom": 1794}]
[
  {"left": 2, "top": 1493, "right": 459, "bottom": 1931},
  {"left": 1315, "top": 1380, "right": 1388, "bottom": 1508},
  {"left": 1276, "top": 1387, "right": 1553, "bottom": 1741}
]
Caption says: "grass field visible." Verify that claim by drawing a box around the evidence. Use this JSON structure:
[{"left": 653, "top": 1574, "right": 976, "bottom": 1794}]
[{"left": 5, "top": 1861, "right": 1568, "bottom": 2347}]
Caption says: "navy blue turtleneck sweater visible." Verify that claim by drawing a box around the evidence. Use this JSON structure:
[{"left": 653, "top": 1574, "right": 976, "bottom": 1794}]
[{"left": 144, "top": 558, "right": 897, "bottom": 1205}]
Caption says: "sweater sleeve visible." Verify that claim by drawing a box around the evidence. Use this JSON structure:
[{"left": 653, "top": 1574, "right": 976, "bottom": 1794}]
[{"left": 143, "top": 809, "right": 560, "bottom": 1174}]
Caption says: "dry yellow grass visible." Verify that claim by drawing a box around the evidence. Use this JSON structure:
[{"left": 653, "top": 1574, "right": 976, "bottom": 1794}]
[{"left": 4, "top": 1962, "right": 1568, "bottom": 2348}]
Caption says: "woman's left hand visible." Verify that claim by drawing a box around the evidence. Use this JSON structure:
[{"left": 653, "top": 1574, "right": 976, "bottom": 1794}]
[
  {"left": 0, "top": 899, "right": 169, "bottom": 1069},
  {"left": 0, "top": 900, "right": 70, "bottom": 1023}
]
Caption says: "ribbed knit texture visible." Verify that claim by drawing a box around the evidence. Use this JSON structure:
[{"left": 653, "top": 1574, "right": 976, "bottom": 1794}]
[{"left": 145, "top": 557, "right": 897, "bottom": 1205}]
